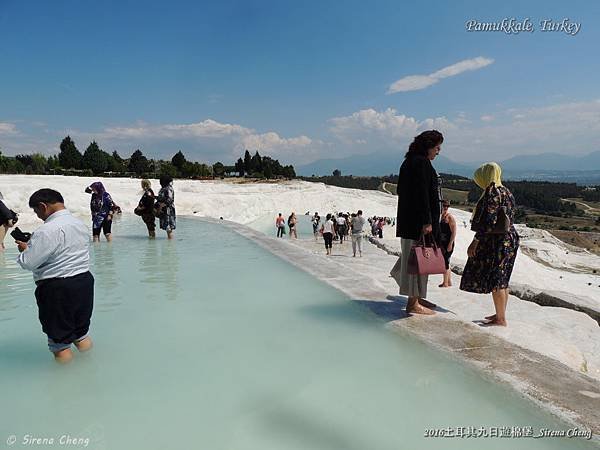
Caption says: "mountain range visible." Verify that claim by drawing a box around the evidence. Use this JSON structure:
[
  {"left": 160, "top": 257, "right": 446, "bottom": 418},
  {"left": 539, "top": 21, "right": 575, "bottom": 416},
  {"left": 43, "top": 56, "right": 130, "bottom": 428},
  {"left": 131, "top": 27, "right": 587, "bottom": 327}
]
[{"left": 297, "top": 151, "right": 600, "bottom": 184}]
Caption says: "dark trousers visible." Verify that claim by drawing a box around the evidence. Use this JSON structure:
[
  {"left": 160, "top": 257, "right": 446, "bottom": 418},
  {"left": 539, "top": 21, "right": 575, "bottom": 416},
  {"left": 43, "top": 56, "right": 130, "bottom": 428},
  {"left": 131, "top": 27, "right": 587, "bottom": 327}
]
[{"left": 35, "top": 271, "right": 94, "bottom": 344}]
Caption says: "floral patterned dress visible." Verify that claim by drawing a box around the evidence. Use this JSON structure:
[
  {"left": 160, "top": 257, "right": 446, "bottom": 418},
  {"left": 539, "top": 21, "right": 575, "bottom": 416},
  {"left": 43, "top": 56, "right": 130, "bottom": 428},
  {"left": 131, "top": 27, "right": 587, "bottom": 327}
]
[
  {"left": 157, "top": 184, "right": 176, "bottom": 231},
  {"left": 90, "top": 191, "right": 113, "bottom": 229},
  {"left": 460, "top": 184, "right": 520, "bottom": 294}
]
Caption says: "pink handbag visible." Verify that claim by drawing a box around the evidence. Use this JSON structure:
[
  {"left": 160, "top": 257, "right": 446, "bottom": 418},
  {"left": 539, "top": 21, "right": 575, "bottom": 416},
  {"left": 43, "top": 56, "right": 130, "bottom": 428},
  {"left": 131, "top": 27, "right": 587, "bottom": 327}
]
[{"left": 407, "top": 235, "right": 446, "bottom": 275}]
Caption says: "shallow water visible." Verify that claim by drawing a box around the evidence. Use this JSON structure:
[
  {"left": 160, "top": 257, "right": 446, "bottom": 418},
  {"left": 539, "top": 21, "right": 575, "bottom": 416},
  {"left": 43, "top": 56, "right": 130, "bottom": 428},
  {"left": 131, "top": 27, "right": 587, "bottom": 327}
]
[{"left": 0, "top": 217, "right": 595, "bottom": 450}]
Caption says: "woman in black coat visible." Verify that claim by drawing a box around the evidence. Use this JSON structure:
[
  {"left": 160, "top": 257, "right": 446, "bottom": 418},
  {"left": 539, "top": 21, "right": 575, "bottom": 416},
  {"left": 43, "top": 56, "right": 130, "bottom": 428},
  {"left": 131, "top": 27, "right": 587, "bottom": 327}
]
[{"left": 395, "top": 130, "right": 443, "bottom": 315}]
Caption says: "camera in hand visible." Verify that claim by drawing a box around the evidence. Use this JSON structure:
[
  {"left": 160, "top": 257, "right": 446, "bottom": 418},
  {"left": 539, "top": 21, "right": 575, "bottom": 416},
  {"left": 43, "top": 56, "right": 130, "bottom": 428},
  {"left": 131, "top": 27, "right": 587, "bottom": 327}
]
[{"left": 11, "top": 227, "right": 32, "bottom": 243}]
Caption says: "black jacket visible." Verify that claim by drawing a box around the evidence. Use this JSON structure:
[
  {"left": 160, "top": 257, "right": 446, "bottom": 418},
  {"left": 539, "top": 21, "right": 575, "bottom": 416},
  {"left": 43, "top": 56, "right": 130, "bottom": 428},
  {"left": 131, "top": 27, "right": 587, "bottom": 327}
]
[
  {"left": 0, "top": 199, "right": 14, "bottom": 225},
  {"left": 396, "top": 155, "right": 441, "bottom": 240}
]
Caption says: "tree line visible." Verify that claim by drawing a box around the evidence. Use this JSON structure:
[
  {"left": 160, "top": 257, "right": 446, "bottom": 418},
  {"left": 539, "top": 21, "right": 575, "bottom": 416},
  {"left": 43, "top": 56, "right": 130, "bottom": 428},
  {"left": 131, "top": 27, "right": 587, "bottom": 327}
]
[{"left": 0, "top": 137, "right": 296, "bottom": 180}]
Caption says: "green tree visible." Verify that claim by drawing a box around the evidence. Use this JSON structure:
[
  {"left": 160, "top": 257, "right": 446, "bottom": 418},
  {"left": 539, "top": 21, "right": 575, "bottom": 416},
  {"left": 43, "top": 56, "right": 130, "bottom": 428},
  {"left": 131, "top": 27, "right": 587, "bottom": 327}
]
[
  {"left": 235, "top": 158, "right": 245, "bottom": 176},
  {"left": 172, "top": 151, "right": 186, "bottom": 171},
  {"left": 159, "top": 161, "right": 178, "bottom": 178},
  {"left": 82, "top": 141, "right": 109, "bottom": 174},
  {"left": 31, "top": 153, "right": 48, "bottom": 173},
  {"left": 333, "top": 169, "right": 341, "bottom": 177},
  {"left": 58, "top": 136, "right": 82, "bottom": 169},
  {"left": 244, "top": 150, "right": 252, "bottom": 174},
  {"left": 128, "top": 149, "right": 149, "bottom": 175},
  {"left": 213, "top": 162, "right": 225, "bottom": 176},
  {"left": 251, "top": 151, "right": 262, "bottom": 173}
]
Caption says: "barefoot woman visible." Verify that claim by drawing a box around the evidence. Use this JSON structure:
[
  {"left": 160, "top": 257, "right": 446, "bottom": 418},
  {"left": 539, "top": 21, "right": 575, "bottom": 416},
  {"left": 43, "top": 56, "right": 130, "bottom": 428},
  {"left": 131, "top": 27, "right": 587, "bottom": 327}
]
[
  {"left": 395, "top": 130, "right": 444, "bottom": 315},
  {"left": 460, "top": 163, "right": 520, "bottom": 326}
]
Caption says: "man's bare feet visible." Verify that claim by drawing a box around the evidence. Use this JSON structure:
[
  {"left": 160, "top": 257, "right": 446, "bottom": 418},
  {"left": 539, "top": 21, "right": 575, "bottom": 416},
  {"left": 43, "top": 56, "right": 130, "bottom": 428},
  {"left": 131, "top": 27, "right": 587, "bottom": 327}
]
[
  {"left": 74, "top": 336, "right": 93, "bottom": 352},
  {"left": 53, "top": 348, "right": 73, "bottom": 363},
  {"left": 438, "top": 283, "right": 449, "bottom": 288},
  {"left": 407, "top": 303, "right": 436, "bottom": 315}
]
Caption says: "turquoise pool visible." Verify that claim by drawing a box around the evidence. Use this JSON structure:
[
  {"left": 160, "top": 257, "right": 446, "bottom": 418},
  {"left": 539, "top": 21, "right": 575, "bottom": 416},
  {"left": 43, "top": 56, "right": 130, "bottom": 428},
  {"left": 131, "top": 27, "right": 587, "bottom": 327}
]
[{"left": 0, "top": 217, "right": 595, "bottom": 450}]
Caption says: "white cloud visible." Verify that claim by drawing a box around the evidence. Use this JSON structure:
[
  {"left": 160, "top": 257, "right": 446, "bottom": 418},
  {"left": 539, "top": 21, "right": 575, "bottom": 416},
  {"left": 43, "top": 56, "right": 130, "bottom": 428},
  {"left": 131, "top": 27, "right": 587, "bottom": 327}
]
[
  {"left": 239, "top": 132, "right": 312, "bottom": 152},
  {"left": 329, "top": 108, "right": 454, "bottom": 144},
  {"left": 103, "top": 119, "right": 250, "bottom": 140},
  {"left": 70, "top": 118, "right": 320, "bottom": 164},
  {"left": 480, "top": 115, "right": 494, "bottom": 122},
  {"left": 0, "top": 122, "right": 18, "bottom": 135},
  {"left": 387, "top": 57, "right": 494, "bottom": 94}
]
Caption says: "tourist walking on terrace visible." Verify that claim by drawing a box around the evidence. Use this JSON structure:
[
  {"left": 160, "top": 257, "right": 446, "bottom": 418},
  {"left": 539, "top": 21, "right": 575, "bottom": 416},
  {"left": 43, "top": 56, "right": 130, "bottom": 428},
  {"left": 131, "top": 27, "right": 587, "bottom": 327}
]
[
  {"left": 15, "top": 189, "right": 94, "bottom": 363},
  {"left": 134, "top": 179, "right": 156, "bottom": 238},
  {"left": 395, "top": 130, "right": 444, "bottom": 315},
  {"left": 321, "top": 213, "right": 335, "bottom": 255},
  {"left": 336, "top": 213, "right": 347, "bottom": 243},
  {"left": 85, "top": 181, "right": 114, "bottom": 242},
  {"left": 0, "top": 194, "right": 17, "bottom": 251},
  {"left": 156, "top": 175, "right": 176, "bottom": 239},
  {"left": 275, "top": 213, "right": 286, "bottom": 237},
  {"left": 312, "top": 212, "right": 321, "bottom": 240},
  {"left": 438, "top": 200, "right": 457, "bottom": 287},
  {"left": 288, "top": 212, "right": 298, "bottom": 239},
  {"left": 351, "top": 210, "right": 367, "bottom": 257},
  {"left": 460, "top": 162, "right": 520, "bottom": 327}
]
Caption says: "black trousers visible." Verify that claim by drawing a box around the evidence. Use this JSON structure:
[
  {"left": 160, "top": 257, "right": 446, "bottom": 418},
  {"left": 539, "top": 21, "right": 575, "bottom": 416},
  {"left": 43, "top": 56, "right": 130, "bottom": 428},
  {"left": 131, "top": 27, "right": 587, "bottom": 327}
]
[{"left": 35, "top": 271, "right": 94, "bottom": 344}]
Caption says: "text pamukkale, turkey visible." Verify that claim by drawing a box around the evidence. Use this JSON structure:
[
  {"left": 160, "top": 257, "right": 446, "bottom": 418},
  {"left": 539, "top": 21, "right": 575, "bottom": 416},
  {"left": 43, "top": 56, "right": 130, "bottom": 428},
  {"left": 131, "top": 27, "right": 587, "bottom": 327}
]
[{"left": 465, "top": 18, "right": 581, "bottom": 35}]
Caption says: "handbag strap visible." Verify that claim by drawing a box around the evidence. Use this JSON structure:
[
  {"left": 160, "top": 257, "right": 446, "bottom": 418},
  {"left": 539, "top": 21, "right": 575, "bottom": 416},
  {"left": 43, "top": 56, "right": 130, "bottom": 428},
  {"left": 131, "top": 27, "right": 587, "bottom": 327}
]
[{"left": 418, "top": 232, "right": 438, "bottom": 249}]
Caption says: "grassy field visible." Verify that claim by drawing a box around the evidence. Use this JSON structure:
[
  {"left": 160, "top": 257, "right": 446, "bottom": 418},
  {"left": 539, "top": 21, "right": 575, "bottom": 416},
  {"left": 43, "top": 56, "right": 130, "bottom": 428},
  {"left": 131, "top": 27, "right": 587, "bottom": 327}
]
[{"left": 442, "top": 188, "right": 469, "bottom": 204}]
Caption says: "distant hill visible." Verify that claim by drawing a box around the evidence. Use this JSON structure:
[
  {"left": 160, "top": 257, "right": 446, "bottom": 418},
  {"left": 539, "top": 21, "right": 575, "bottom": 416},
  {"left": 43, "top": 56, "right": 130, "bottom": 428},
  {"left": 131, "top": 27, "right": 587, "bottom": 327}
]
[
  {"left": 297, "top": 153, "right": 473, "bottom": 177},
  {"left": 501, "top": 151, "right": 600, "bottom": 171},
  {"left": 298, "top": 150, "right": 600, "bottom": 184}
]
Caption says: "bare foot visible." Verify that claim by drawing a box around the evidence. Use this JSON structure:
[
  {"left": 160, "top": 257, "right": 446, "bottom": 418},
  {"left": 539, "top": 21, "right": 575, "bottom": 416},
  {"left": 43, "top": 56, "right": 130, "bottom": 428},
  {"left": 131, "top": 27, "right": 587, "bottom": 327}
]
[
  {"left": 74, "top": 336, "right": 93, "bottom": 352},
  {"left": 485, "top": 314, "right": 496, "bottom": 321},
  {"left": 53, "top": 348, "right": 74, "bottom": 363},
  {"left": 438, "top": 283, "right": 449, "bottom": 288},
  {"left": 482, "top": 318, "right": 507, "bottom": 327},
  {"left": 420, "top": 299, "right": 437, "bottom": 309},
  {"left": 407, "top": 303, "right": 436, "bottom": 315}
]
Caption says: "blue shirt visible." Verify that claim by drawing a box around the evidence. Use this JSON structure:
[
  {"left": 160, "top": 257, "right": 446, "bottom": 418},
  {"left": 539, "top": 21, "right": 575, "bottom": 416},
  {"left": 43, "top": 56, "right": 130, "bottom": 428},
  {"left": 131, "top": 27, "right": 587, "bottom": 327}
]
[{"left": 17, "top": 209, "right": 91, "bottom": 282}]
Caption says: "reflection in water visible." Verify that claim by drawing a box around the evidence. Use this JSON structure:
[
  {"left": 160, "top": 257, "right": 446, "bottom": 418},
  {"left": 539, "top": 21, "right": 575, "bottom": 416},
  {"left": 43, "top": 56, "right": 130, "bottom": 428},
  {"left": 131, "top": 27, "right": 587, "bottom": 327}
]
[
  {"left": 0, "top": 248, "right": 33, "bottom": 320},
  {"left": 157, "top": 240, "right": 179, "bottom": 301}
]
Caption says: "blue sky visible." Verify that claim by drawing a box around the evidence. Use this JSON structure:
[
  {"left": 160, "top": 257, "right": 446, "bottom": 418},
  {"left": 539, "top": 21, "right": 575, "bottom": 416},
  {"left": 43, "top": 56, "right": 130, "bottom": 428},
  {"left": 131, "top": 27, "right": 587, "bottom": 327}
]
[{"left": 1, "top": 0, "right": 599, "bottom": 165}]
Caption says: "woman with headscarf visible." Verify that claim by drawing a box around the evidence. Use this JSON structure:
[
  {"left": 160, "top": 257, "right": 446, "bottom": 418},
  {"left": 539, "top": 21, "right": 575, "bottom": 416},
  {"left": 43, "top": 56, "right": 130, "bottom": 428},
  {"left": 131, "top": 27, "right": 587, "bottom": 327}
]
[
  {"left": 156, "top": 175, "right": 176, "bottom": 239},
  {"left": 135, "top": 179, "right": 156, "bottom": 238},
  {"left": 85, "top": 181, "right": 114, "bottom": 242},
  {"left": 460, "top": 162, "right": 520, "bottom": 326},
  {"left": 395, "top": 130, "right": 444, "bottom": 315}
]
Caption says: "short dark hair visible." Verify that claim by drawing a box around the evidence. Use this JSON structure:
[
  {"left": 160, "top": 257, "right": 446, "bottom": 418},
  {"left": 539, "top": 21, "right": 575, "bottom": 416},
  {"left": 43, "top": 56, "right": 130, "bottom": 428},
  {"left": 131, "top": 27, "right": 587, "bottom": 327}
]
[
  {"left": 357, "top": 210, "right": 363, "bottom": 215},
  {"left": 29, "top": 189, "right": 64, "bottom": 207},
  {"left": 159, "top": 175, "right": 173, "bottom": 187}
]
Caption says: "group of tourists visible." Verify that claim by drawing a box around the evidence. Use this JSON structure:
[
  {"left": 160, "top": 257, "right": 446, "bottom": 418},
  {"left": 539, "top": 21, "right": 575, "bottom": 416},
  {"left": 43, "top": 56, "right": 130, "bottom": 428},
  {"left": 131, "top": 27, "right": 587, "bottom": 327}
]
[
  {"left": 83, "top": 176, "right": 177, "bottom": 242},
  {"left": 395, "top": 130, "right": 519, "bottom": 326},
  {"left": 0, "top": 176, "right": 179, "bottom": 363},
  {"left": 368, "top": 216, "right": 393, "bottom": 238},
  {"left": 275, "top": 212, "right": 298, "bottom": 238},
  {"left": 0, "top": 128, "right": 522, "bottom": 366},
  {"left": 316, "top": 210, "right": 367, "bottom": 256}
]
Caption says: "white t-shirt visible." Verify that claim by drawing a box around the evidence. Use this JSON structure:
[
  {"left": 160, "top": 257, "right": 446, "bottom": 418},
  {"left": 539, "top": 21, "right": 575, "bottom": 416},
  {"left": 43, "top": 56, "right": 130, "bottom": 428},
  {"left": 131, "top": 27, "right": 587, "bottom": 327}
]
[
  {"left": 336, "top": 217, "right": 346, "bottom": 226},
  {"left": 322, "top": 220, "right": 335, "bottom": 234}
]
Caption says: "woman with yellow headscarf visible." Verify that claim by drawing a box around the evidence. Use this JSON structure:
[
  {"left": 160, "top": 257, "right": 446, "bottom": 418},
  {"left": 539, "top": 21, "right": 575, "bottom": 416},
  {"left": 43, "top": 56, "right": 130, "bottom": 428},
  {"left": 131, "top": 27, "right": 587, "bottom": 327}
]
[{"left": 459, "top": 162, "right": 520, "bottom": 326}]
